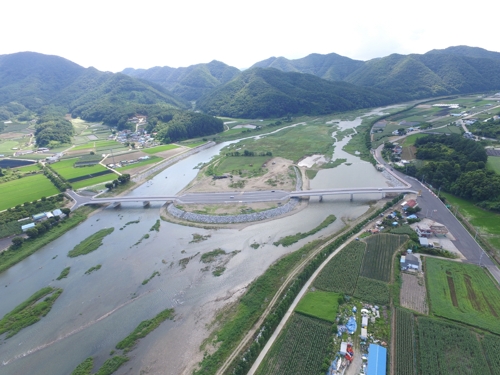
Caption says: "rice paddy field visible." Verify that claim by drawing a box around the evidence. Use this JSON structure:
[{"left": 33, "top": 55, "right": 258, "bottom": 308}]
[
  {"left": 50, "top": 159, "right": 109, "bottom": 179},
  {"left": 141, "top": 145, "right": 179, "bottom": 154},
  {"left": 0, "top": 174, "right": 59, "bottom": 210},
  {"left": 294, "top": 291, "right": 340, "bottom": 323}
]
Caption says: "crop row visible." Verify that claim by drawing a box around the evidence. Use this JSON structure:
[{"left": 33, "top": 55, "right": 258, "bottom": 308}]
[
  {"left": 353, "top": 276, "right": 389, "bottom": 305},
  {"left": 361, "top": 233, "right": 407, "bottom": 282},
  {"left": 394, "top": 308, "right": 416, "bottom": 375},
  {"left": 482, "top": 334, "right": 500, "bottom": 375},
  {"left": 256, "top": 314, "right": 332, "bottom": 375},
  {"left": 313, "top": 241, "right": 366, "bottom": 294},
  {"left": 426, "top": 258, "right": 500, "bottom": 334},
  {"left": 417, "top": 317, "right": 491, "bottom": 375}
]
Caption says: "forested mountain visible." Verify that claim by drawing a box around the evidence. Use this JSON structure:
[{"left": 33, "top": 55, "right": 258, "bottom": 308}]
[
  {"left": 196, "top": 67, "right": 398, "bottom": 118},
  {"left": 344, "top": 52, "right": 500, "bottom": 99},
  {"left": 250, "top": 52, "right": 364, "bottom": 81},
  {"left": 122, "top": 60, "right": 241, "bottom": 101},
  {"left": 425, "top": 45, "right": 500, "bottom": 60},
  {"left": 0, "top": 52, "right": 225, "bottom": 142}
]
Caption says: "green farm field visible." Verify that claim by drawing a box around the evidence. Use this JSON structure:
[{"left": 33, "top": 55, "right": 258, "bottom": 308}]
[
  {"left": 417, "top": 317, "right": 491, "bottom": 375},
  {"left": 426, "top": 258, "right": 500, "bottom": 334},
  {"left": 230, "top": 123, "right": 335, "bottom": 163},
  {"left": 313, "top": 241, "right": 366, "bottom": 294},
  {"left": 71, "top": 140, "right": 120, "bottom": 151},
  {"left": 482, "top": 334, "right": 500, "bottom": 375},
  {"left": 487, "top": 156, "right": 500, "bottom": 174},
  {"left": 295, "top": 291, "right": 340, "bottom": 323},
  {"left": 71, "top": 174, "right": 117, "bottom": 189},
  {"left": 142, "top": 144, "right": 180, "bottom": 154},
  {"left": 441, "top": 192, "right": 500, "bottom": 250},
  {"left": 0, "top": 174, "right": 59, "bottom": 210},
  {"left": 51, "top": 159, "right": 108, "bottom": 179},
  {"left": 361, "top": 233, "right": 407, "bottom": 282},
  {"left": 401, "top": 133, "right": 427, "bottom": 146},
  {"left": 255, "top": 313, "right": 332, "bottom": 375},
  {"left": 116, "top": 156, "right": 161, "bottom": 171},
  {"left": 353, "top": 276, "right": 390, "bottom": 305},
  {"left": 394, "top": 308, "right": 417, "bottom": 375},
  {"left": 215, "top": 156, "right": 270, "bottom": 176}
]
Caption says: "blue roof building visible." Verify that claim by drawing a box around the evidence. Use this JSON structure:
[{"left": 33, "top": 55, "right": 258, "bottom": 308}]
[{"left": 367, "top": 344, "right": 387, "bottom": 375}]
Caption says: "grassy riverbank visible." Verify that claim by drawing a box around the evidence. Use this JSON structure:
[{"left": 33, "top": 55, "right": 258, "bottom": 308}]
[
  {"left": 273, "top": 214, "right": 336, "bottom": 247},
  {"left": 0, "top": 206, "right": 94, "bottom": 274}
]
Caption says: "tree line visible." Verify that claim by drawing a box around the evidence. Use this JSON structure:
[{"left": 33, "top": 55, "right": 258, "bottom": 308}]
[{"left": 398, "top": 134, "right": 500, "bottom": 210}]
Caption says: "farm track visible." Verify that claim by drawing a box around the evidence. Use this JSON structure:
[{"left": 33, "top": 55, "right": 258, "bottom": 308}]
[{"left": 218, "top": 206, "right": 381, "bottom": 375}]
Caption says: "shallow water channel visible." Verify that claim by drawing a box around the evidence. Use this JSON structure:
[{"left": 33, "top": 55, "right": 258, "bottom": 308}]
[{"left": 0, "top": 108, "right": 394, "bottom": 375}]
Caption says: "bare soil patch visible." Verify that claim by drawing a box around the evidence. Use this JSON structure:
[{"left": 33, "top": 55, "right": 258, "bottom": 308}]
[
  {"left": 182, "top": 157, "right": 296, "bottom": 193},
  {"left": 400, "top": 272, "right": 428, "bottom": 314},
  {"left": 446, "top": 271, "right": 459, "bottom": 308}
]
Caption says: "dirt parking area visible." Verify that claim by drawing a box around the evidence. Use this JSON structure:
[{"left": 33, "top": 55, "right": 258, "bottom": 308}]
[{"left": 400, "top": 272, "right": 428, "bottom": 314}]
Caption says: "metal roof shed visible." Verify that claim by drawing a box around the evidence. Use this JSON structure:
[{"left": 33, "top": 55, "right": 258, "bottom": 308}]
[{"left": 367, "top": 344, "right": 387, "bottom": 375}]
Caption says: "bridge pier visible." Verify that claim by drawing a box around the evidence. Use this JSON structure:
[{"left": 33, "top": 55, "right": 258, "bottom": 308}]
[
  {"left": 319, "top": 195, "right": 323, "bottom": 202},
  {"left": 143, "top": 201, "right": 150, "bottom": 207},
  {"left": 350, "top": 193, "right": 353, "bottom": 202},
  {"left": 382, "top": 192, "right": 385, "bottom": 199},
  {"left": 112, "top": 202, "right": 121, "bottom": 209}
]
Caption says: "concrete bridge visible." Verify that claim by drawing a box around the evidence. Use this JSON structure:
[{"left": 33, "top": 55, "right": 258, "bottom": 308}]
[{"left": 66, "top": 186, "right": 417, "bottom": 210}]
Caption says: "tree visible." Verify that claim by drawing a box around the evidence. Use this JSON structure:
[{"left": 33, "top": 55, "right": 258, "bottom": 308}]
[
  {"left": 11, "top": 237, "right": 24, "bottom": 248},
  {"left": 105, "top": 182, "right": 114, "bottom": 190},
  {"left": 61, "top": 208, "right": 71, "bottom": 217},
  {"left": 26, "top": 227, "right": 39, "bottom": 239}
]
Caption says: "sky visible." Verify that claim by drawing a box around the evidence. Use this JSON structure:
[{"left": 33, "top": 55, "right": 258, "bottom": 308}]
[{"left": 2, "top": 0, "right": 499, "bottom": 72}]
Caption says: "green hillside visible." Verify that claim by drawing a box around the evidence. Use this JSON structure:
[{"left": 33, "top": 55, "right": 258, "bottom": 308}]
[
  {"left": 122, "top": 60, "right": 241, "bottom": 101},
  {"left": 196, "top": 67, "right": 398, "bottom": 118}
]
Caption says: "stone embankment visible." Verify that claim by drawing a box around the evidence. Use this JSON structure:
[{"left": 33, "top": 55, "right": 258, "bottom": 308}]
[
  {"left": 167, "top": 164, "right": 305, "bottom": 224},
  {"left": 167, "top": 198, "right": 300, "bottom": 224},
  {"left": 382, "top": 170, "right": 405, "bottom": 187}
]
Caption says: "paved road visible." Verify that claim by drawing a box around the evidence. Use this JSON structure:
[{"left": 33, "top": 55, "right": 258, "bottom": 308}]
[{"left": 374, "top": 144, "right": 500, "bottom": 284}]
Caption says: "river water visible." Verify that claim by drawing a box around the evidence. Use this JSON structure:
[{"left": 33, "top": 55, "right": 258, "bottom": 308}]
[{"left": 0, "top": 108, "right": 394, "bottom": 375}]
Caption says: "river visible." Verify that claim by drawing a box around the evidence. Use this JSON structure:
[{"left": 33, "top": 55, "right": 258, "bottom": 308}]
[{"left": 0, "top": 107, "right": 395, "bottom": 375}]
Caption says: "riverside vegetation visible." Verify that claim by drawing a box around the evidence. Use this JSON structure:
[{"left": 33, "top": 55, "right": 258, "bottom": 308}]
[
  {"left": 67, "top": 228, "right": 115, "bottom": 258},
  {"left": 71, "top": 308, "right": 175, "bottom": 375},
  {"left": 0, "top": 286, "right": 63, "bottom": 339}
]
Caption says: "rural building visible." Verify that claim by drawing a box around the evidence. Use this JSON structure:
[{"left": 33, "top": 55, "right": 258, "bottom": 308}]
[
  {"left": 32, "top": 213, "right": 47, "bottom": 221},
  {"left": 367, "top": 344, "right": 387, "bottom": 375},
  {"left": 362, "top": 315, "right": 368, "bottom": 328},
  {"left": 52, "top": 209, "right": 63, "bottom": 217},
  {"left": 401, "top": 254, "right": 420, "bottom": 271},
  {"left": 340, "top": 342, "right": 348, "bottom": 355},
  {"left": 415, "top": 224, "right": 432, "bottom": 237},
  {"left": 419, "top": 237, "right": 430, "bottom": 247},
  {"left": 21, "top": 223, "right": 35, "bottom": 232},
  {"left": 403, "top": 199, "right": 417, "bottom": 210}
]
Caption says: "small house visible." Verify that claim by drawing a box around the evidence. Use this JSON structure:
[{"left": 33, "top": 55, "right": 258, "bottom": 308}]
[
  {"left": 362, "top": 316, "right": 369, "bottom": 328},
  {"left": 419, "top": 237, "right": 430, "bottom": 247},
  {"left": 401, "top": 254, "right": 420, "bottom": 271}
]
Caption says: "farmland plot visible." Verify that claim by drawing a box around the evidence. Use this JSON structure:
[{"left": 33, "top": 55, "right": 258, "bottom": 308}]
[
  {"left": 400, "top": 273, "right": 428, "bottom": 314},
  {"left": 395, "top": 308, "right": 417, "bottom": 375},
  {"left": 360, "top": 233, "right": 407, "bottom": 282},
  {"left": 255, "top": 313, "right": 332, "bottom": 375},
  {"left": 353, "top": 277, "right": 389, "bottom": 305},
  {"left": 417, "top": 317, "right": 491, "bottom": 375},
  {"left": 313, "top": 241, "right": 366, "bottom": 294},
  {"left": 482, "top": 334, "right": 500, "bottom": 375},
  {"left": 426, "top": 258, "right": 500, "bottom": 334}
]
